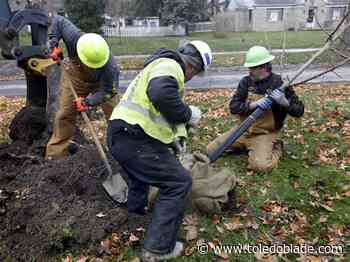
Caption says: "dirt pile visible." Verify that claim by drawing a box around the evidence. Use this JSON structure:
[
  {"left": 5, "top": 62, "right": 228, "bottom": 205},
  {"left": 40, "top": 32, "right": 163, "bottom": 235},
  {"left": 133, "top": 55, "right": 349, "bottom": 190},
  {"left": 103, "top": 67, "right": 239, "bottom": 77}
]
[{"left": 0, "top": 108, "right": 151, "bottom": 261}]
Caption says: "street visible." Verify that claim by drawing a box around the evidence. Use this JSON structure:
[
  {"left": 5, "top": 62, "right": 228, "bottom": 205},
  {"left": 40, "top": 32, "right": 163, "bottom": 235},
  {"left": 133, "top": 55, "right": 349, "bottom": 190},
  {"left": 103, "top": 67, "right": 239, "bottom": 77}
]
[{"left": 1, "top": 64, "right": 350, "bottom": 96}]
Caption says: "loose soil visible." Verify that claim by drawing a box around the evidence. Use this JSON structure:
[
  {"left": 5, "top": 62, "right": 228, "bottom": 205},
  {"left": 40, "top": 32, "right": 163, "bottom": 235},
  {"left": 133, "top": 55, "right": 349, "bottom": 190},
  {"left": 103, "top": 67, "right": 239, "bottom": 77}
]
[{"left": 0, "top": 106, "right": 151, "bottom": 261}]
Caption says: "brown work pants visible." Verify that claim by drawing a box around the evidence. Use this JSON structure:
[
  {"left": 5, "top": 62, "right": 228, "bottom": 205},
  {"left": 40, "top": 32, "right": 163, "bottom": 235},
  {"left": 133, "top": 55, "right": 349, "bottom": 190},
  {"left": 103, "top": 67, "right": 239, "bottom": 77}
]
[
  {"left": 206, "top": 126, "right": 282, "bottom": 172},
  {"left": 45, "top": 59, "right": 117, "bottom": 158}
]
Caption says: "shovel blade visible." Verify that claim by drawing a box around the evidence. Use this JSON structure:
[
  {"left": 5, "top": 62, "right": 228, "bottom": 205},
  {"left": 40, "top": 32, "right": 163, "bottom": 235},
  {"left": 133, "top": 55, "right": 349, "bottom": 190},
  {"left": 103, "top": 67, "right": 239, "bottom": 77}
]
[{"left": 102, "top": 172, "right": 128, "bottom": 204}]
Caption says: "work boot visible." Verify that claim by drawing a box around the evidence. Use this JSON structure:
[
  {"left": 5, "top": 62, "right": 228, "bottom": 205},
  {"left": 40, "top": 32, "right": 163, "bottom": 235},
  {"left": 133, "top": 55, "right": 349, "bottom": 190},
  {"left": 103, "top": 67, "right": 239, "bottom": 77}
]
[
  {"left": 141, "top": 242, "right": 184, "bottom": 262},
  {"left": 68, "top": 143, "right": 79, "bottom": 155},
  {"left": 226, "top": 146, "right": 248, "bottom": 156},
  {"left": 273, "top": 140, "right": 284, "bottom": 153}
]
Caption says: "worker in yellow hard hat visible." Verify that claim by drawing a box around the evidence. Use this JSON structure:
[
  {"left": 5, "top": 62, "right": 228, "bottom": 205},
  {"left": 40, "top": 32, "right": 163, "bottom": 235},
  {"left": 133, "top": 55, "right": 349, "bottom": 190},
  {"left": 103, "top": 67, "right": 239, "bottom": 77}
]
[
  {"left": 207, "top": 46, "right": 304, "bottom": 172},
  {"left": 45, "top": 15, "right": 119, "bottom": 158}
]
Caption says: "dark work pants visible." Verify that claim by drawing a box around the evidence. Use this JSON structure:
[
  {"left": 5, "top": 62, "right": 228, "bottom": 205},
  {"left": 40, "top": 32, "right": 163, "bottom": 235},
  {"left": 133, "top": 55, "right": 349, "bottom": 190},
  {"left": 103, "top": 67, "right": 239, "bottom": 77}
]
[{"left": 107, "top": 120, "right": 192, "bottom": 254}]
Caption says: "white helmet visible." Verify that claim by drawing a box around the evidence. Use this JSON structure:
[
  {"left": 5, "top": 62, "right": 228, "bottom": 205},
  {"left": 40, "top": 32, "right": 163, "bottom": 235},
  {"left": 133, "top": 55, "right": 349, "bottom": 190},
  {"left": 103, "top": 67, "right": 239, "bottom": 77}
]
[{"left": 189, "top": 40, "right": 213, "bottom": 71}]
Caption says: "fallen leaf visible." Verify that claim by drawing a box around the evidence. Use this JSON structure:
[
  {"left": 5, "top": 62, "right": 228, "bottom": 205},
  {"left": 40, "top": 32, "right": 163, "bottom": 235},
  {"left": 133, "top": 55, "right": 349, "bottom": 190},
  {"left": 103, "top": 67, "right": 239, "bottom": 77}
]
[
  {"left": 77, "top": 257, "right": 88, "bottom": 262},
  {"left": 246, "top": 217, "right": 259, "bottom": 230},
  {"left": 261, "top": 216, "right": 276, "bottom": 225},
  {"left": 184, "top": 245, "right": 197, "bottom": 256},
  {"left": 308, "top": 190, "right": 320, "bottom": 198},
  {"left": 110, "top": 247, "right": 120, "bottom": 256},
  {"left": 185, "top": 225, "right": 198, "bottom": 241},
  {"left": 298, "top": 255, "right": 321, "bottom": 262},
  {"left": 319, "top": 215, "right": 328, "bottom": 223},
  {"left": 224, "top": 217, "right": 244, "bottom": 231},
  {"left": 320, "top": 203, "right": 335, "bottom": 212},
  {"left": 216, "top": 252, "right": 229, "bottom": 260},
  {"left": 130, "top": 257, "right": 141, "bottom": 262},
  {"left": 183, "top": 214, "right": 199, "bottom": 226},
  {"left": 212, "top": 214, "right": 221, "bottom": 225},
  {"left": 129, "top": 233, "right": 140, "bottom": 242},
  {"left": 91, "top": 258, "right": 104, "bottom": 262},
  {"left": 341, "top": 191, "right": 350, "bottom": 197},
  {"left": 216, "top": 225, "right": 225, "bottom": 234},
  {"left": 255, "top": 252, "right": 278, "bottom": 262},
  {"left": 100, "top": 239, "right": 112, "bottom": 254},
  {"left": 111, "top": 233, "right": 120, "bottom": 243},
  {"left": 62, "top": 256, "right": 73, "bottom": 262}
]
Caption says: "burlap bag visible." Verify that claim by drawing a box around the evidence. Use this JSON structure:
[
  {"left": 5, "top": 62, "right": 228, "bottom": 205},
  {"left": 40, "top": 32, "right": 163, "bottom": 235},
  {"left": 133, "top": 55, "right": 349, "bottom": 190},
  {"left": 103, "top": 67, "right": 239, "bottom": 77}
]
[{"left": 148, "top": 152, "right": 237, "bottom": 215}]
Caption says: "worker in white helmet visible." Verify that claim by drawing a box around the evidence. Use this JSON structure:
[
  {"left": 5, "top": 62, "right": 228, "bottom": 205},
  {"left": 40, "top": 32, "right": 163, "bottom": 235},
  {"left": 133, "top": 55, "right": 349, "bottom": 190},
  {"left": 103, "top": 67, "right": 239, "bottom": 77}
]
[{"left": 107, "top": 41, "right": 212, "bottom": 261}]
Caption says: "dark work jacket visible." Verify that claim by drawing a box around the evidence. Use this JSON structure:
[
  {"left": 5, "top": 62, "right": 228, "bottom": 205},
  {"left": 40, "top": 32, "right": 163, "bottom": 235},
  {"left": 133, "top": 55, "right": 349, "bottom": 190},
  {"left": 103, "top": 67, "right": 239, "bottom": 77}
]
[
  {"left": 49, "top": 15, "right": 119, "bottom": 106},
  {"left": 145, "top": 48, "right": 192, "bottom": 125},
  {"left": 229, "top": 73, "right": 304, "bottom": 130},
  {"left": 110, "top": 49, "right": 192, "bottom": 137}
]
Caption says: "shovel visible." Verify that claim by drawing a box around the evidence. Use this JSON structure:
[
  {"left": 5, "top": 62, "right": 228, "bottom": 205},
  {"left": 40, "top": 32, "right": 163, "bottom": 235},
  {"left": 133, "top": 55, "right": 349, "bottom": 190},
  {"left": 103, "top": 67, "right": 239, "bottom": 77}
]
[{"left": 68, "top": 85, "right": 128, "bottom": 203}]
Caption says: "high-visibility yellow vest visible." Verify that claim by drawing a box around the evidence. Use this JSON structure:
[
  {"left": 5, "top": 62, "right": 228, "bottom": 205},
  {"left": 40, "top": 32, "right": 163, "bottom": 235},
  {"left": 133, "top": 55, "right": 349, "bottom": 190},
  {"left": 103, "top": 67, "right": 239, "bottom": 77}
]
[{"left": 110, "top": 57, "right": 187, "bottom": 144}]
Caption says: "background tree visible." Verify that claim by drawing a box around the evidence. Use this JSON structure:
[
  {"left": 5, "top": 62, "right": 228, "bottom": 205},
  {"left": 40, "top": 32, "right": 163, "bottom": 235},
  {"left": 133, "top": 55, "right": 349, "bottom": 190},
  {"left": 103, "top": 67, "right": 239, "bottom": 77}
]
[
  {"left": 345, "top": 1, "right": 350, "bottom": 47},
  {"left": 105, "top": 0, "right": 134, "bottom": 18},
  {"left": 133, "top": 0, "right": 163, "bottom": 17},
  {"left": 64, "top": 0, "right": 106, "bottom": 33},
  {"left": 161, "top": 0, "right": 209, "bottom": 26}
]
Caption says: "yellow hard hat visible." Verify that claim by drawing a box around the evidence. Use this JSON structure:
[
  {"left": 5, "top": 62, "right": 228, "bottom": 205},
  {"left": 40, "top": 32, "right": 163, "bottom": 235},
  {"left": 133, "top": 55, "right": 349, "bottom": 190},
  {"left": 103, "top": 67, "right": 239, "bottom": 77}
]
[{"left": 77, "top": 33, "right": 110, "bottom": 69}]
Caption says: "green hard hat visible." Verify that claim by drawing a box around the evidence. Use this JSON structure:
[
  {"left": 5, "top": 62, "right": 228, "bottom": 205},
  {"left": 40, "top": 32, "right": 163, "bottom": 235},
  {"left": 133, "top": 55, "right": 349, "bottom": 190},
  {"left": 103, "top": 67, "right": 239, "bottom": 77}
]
[
  {"left": 244, "top": 46, "right": 275, "bottom": 68},
  {"left": 77, "top": 33, "right": 110, "bottom": 69}
]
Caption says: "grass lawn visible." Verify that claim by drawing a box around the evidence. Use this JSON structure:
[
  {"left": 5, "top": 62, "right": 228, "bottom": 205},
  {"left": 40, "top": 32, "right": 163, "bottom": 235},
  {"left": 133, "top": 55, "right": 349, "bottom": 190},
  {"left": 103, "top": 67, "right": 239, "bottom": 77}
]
[
  {"left": 106, "top": 31, "right": 328, "bottom": 55},
  {"left": 19, "top": 30, "right": 327, "bottom": 55},
  {"left": 12, "top": 30, "right": 345, "bottom": 69},
  {"left": 180, "top": 85, "right": 350, "bottom": 261},
  {"left": 2, "top": 83, "right": 348, "bottom": 261}
]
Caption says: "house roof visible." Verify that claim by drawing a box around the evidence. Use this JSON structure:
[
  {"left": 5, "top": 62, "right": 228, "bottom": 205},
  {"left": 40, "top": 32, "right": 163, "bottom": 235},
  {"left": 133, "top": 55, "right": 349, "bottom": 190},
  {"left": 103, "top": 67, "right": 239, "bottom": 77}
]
[
  {"left": 324, "top": 0, "right": 348, "bottom": 5},
  {"left": 227, "top": 0, "right": 254, "bottom": 9},
  {"left": 253, "top": 0, "right": 298, "bottom": 6},
  {"left": 227, "top": 0, "right": 304, "bottom": 10}
]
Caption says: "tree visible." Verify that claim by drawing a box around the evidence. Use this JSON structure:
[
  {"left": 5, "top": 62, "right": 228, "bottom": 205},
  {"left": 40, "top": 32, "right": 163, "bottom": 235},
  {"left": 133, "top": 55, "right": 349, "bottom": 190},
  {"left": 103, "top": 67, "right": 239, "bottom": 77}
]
[
  {"left": 64, "top": 0, "right": 106, "bottom": 34},
  {"left": 133, "top": 0, "right": 163, "bottom": 17},
  {"left": 161, "top": 0, "right": 209, "bottom": 26},
  {"left": 105, "top": 0, "right": 134, "bottom": 18},
  {"left": 345, "top": 1, "right": 350, "bottom": 47}
]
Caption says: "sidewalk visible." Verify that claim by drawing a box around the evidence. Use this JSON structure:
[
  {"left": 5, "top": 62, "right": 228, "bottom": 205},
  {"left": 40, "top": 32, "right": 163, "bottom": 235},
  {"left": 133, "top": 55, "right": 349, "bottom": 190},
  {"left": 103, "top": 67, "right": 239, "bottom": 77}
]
[
  {"left": 112, "top": 48, "right": 322, "bottom": 60},
  {"left": 1, "top": 64, "right": 350, "bottom": 97},
  {"left": 0, "top": 47, "right": 322, "bottom": 81}
]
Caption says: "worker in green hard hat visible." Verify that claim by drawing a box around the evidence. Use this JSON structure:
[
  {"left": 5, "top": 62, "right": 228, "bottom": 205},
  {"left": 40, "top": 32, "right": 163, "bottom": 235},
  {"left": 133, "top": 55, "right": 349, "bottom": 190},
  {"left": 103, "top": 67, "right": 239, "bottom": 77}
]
[
  {"left": 207, "top": 45, "right": 304, "bottom": 172},
  {"left": 45, "top": 15, "right": 119, "bottom": 158}
]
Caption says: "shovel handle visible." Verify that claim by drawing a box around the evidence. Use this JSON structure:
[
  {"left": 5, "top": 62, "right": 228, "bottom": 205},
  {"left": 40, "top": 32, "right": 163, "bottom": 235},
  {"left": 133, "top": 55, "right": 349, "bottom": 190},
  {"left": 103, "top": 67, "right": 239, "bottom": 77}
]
[{"left": 68, "top": 85, "right": 113, "bottom": 176}]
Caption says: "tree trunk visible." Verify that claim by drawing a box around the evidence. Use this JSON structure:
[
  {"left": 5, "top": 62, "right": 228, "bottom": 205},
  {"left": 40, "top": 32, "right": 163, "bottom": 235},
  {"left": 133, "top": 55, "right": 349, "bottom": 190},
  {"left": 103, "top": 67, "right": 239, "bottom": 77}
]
[{"left": 344, "top": 2, "right": 350, "bottom": 47}]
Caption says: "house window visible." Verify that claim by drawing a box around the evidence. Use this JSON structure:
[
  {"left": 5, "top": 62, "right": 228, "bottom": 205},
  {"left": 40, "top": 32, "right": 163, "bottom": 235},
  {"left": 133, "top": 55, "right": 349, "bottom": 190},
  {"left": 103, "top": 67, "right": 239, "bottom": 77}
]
[
  {"left": 307, "top": 8, "right": 315, "bottom": 23},
  {"left": 267, "top": 8, "right": 283, "bottom": 22},
  {"left": 331, "top": 7, "right": 346, "bottom": 21}
]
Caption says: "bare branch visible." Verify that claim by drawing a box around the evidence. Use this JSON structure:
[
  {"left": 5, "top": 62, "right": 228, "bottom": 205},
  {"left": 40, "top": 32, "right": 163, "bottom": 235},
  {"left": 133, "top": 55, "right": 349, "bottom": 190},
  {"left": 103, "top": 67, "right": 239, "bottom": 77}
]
[
  {"left": 291, "top": 57, "right": 350, "bottom": 87},
  {"left": 330, "top": 47, "right": 350, "bottom": 59},
  {"left": 327, "top": 10, "right": 350, "bottom": 42}
]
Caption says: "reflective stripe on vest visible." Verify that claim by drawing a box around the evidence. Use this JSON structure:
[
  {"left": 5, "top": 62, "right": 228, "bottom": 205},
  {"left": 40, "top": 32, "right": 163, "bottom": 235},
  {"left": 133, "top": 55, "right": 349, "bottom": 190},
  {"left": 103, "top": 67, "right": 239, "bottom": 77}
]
[{"left": 110, "top": 57, "right": 187, "bottom": 144}]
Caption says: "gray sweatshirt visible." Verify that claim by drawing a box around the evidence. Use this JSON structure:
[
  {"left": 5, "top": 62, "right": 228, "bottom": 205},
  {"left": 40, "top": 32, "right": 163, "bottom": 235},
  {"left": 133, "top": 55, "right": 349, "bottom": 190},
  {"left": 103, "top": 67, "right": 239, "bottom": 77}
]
[{"left": 49, "top": 15, "right": 119, "bottom": 106}]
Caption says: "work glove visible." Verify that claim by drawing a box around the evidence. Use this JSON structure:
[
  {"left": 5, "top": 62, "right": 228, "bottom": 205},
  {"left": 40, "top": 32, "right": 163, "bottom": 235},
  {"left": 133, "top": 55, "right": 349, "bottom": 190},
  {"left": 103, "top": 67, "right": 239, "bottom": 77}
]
[
  {"left": 172, "top": 138, "right": 187, "bottom": 156},
  {"left": 250, "top": 97, "right": 272, "bottom": 111},
  {"left": 269, "top": 88, "right": 290, "bottom": 107},
  {"left": 73, "top": 97, "right": 88, "bottom": 112},
  {"left": 188, "top": 105, "right": 202, "bottom": 128},
  {"left": 50, "top": 47, "right": 63, "bottom": 63}
]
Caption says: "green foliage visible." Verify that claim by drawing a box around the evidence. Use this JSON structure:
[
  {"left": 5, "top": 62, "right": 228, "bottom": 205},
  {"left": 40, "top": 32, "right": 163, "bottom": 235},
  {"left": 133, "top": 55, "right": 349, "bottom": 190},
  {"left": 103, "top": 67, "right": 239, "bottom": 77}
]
[
  {"left": 64, "top": 0, "right": 106, "bottom": 34},
  {"left": 132, "top": 0, "right": 163, "bottom": 17},
  {"left": 161, "top": 0, "right": 209, "bottom": 26}
]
